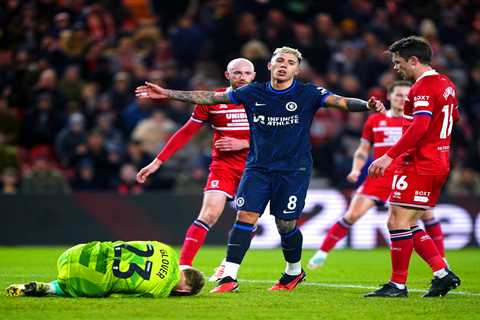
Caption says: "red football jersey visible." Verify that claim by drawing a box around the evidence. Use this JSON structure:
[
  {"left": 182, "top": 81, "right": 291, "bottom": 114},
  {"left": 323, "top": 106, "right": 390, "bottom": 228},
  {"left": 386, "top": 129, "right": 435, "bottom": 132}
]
[
  {"left": 191, "top": 88, "right": 249, "bottom": 171},
  {"left": 400, "top": 70, "right": 458, "bottom": 175},
  {"left": 361, "top": 111, "right": 403, "bottom": 161}
]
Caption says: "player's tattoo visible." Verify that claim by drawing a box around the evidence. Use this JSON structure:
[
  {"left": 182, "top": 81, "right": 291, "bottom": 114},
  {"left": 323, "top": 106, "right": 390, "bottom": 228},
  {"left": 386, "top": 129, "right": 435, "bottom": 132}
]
[
  {"left": 325, "top": 95, "right": 347, "bottom": 110},
  {"left": 325, "top": 95, "right": 369, "bottom": 112},
  {"left": 345, "top": 98, "right": 369, "bottom": 112},
  {"left": 165, "top": 90, "right": 231, "bottom": 105},
  {"left": 275, "top": 218, "right": 297, "bottom": 234}
]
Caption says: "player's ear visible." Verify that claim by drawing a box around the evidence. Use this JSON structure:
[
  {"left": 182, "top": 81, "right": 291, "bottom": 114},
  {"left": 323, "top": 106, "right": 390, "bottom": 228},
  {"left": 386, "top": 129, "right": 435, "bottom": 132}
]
[
  {"left": 267, "top": 62, "right": 272, "bottom": 71},
  {"left": 408, "top": 56, "right": 419, "bottom": 67},
  {"left": 224, "top": 71, "right": 230, "bottom": 80}
]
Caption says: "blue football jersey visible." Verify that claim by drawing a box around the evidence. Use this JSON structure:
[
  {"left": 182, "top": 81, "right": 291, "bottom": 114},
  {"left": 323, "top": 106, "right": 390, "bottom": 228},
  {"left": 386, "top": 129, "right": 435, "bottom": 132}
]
[{"left": 228, "top": 80, "right": 332, "bottom": 171}]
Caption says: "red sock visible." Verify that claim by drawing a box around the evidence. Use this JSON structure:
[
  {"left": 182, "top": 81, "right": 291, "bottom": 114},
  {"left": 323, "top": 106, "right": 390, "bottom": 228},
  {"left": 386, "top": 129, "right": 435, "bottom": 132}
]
[
  {"left": 179, "top": 219, "right": 210, "bottom": 266},
  {"left": 389, "top": 229, "right": 414, "bottom": 284},
  {"left": 411, "top": 226, "right": 447, "bottom": 272},
  {"left": 424, "top": 219, "right": 445, "bottom": 258},
  {"left": 320, "top": 218, "right": 351, "bottom": 252}
]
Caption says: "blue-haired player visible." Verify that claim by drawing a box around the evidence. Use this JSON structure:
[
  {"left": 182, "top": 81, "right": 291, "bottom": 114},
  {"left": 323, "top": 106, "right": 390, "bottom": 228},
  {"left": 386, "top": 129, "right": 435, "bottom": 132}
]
[{"left": 136, "top": 46, "right": 385, "bottom": 293}]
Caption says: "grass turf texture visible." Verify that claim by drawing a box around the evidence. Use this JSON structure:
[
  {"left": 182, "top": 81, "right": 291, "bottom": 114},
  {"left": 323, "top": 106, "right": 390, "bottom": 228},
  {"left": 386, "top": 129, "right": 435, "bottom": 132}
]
[{"left": 1, "top": 247, "right": 479, "bottom": 320}]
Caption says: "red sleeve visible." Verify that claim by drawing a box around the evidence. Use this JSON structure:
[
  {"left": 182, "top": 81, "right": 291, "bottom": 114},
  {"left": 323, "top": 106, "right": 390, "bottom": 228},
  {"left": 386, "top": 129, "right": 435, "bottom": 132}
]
[
  {"left": 386, "top": 115, "right": 431, "bottom": 159},
  {"left": 361, "top": 116, "right": 374, "bottom": 144},
  {"left": 156, "top": 118, "right": 203, "bottom": 161},
  {"left": 191, "top": 104, "right": 209, "bottom": 122}
]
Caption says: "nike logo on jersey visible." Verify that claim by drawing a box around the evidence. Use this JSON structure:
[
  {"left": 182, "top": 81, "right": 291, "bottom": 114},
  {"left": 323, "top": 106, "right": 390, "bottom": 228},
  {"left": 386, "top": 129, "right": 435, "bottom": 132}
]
[
  {"left": 283, "top": 210, "right": 296, "bottom": 214},
  {"left": 255, "top": 102, "right": 266, "bottom": 106}
]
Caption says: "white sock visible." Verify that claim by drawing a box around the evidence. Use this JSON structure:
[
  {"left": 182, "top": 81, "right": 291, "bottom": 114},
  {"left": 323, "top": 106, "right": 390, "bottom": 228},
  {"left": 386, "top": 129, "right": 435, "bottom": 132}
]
[
  {"left": 285, "top": 261, "right": 302, "bottom": 276},
  {"left": 390, "top": 281, "right": 406, "bottom": 290},
  {"left": 179, "top": 264, "right": 192, "bottom": 270},
  {"left": 222, "top": 261, "right": 240, "bottom": 280},
  {"left": 433, "top": 268, "right": 448, "bottom": 279}
]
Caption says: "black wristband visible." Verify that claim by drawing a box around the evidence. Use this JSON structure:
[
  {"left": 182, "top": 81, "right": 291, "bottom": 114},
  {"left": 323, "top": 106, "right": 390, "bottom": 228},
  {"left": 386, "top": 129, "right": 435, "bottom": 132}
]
[{"left": 346, "top": 98, "right": 369, "bottom": 112}]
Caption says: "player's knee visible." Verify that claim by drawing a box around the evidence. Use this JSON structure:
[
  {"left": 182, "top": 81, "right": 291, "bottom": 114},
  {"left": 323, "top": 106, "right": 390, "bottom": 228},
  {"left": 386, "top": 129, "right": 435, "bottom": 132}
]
[
  {"left": 387, "top": 211, "right": 409, "bottom": 230},
  {"left": 343, "top": 210, "right": 360, "bottom": 224},
  {"left": 198, "top": 205, "right": 223, "bottom": 226},
  {"left": 236, "top": 211, "right": 259, "bottom": 224},
  {"left": 275, "top": 218, "right": 297, "bottom": 234},
  {"left": 421, "top": 210, "right": 434, "bottom": 221}
]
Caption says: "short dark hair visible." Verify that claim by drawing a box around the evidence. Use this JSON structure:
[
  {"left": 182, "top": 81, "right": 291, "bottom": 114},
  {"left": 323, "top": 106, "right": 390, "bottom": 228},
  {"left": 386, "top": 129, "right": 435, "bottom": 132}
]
[
  {"left": 183, "top": 268, "right": 205, "bottom": 296},
  {"left": 388, "top": 80, "right": 412, "bottom": 93},
  {"left": 388, "top": 36, "right": 432, "bottom": 64}
]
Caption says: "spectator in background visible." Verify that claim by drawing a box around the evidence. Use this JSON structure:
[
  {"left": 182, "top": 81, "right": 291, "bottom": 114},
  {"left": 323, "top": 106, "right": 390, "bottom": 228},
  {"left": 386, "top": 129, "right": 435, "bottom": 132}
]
[
  {"left": 73, "top": 131, "right": 118, "bottom": 189},
  {"left": 131, "top": 109, "right": 177, "bottom": 156},
  {"left": 94, "top": 113, "right": 124, "bottom": 154},
  {"left": 293, "top": 23, "right": 330, "bottom": 75},
  {"left": 71, "top": 159, "right": 100, "bottom": 191},
  {"left": 117, "top": 163, "right": 143, "bottom": 195},
  {"left": 122, "top": 97, "right": 154, "bottom": 134},
  {"left": 85, "top": 93, "right": 114, "bottom": 127},
  {"left": 8, "top": 49, "right": 38, "bottom": 109},
  {"left": 21, "top": 154, "right": 70, "bottom": 194},
  {"left": 33, "top": 68, "right": 64, "bottom": 110},
  {"left": 124, "top": 140, "right": 150, "bottom": 170},
  {"left": 81, "top": 82, "right": 99, "bottom": 115},
  {"left": 1, "top": 167, "right": 19, "bottom": 194},
  {"left": 169, "top": 15, "right": 206, "bottom": 71},
  {"left": 21, "top": 93, "right": 63, "bottom": 148},
  {"left": 0, "top": 98, "right": 20, "bottom": 145},
  {"left": 109, "top": 72, "right": 133, "bottom": 112},
  {"left": 241, "top": 40, "right": 270, "bottom": 82},
  {"left": 58, "top": 65, "right": 84, "bottom": 103},
  {"left": 55, "top": 112, "right": 87, "bottom": 167}
]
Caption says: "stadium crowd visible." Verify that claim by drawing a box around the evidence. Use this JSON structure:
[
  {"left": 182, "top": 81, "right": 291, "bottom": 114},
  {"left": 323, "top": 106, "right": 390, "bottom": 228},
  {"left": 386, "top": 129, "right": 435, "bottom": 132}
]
[{"left": 1, "top": 0, "right": 479, "bottom": 195}]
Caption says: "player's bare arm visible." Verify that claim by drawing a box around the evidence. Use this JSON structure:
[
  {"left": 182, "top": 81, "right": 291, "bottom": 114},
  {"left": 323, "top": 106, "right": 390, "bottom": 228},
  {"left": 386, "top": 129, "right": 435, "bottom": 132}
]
[
  {"left": 325, "top": 95, "right": 386, "bottom": 113},
  {"left": 135, "top": 82, "right": 232, "bottom": 105},
  {"left": 136, "top": 159, "right": 163, "bottom": 184},
  {"left": 215, "top": 137, "right": 249, "bottom": 152},
  {"left": 348, "top": 141, "right": 371, "bottom": 183}
]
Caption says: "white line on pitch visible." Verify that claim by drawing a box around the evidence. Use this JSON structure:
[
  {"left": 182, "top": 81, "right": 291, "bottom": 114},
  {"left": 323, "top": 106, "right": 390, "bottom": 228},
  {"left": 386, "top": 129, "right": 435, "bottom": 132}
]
[{"left": 240, "top": 279, "right": 480, "bottom": 296}]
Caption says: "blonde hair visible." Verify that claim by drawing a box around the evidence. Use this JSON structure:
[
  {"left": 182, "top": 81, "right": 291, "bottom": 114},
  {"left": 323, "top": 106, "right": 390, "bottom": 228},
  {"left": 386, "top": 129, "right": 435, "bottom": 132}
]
[{"left": 272, "top": 46, "right": 303, "bottom": 62}]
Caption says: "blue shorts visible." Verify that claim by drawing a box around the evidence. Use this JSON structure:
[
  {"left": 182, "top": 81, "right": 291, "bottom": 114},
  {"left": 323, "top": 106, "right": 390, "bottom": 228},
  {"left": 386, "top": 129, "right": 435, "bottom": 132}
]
[{"left": 235, "top": 167, "right": 311, "bottom": 220}]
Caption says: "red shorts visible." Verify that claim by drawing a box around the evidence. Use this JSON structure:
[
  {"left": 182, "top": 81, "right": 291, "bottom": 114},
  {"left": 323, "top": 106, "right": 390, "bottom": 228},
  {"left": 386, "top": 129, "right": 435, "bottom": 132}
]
[
  {"left": 388, "top": 167, "right": 448, "bottom": 210},
  {"left": 204, "top": 167, "right": 243, "bottom": 199},
  {"left": 356, "top": 172, "right": 393, "bottom": 202}
]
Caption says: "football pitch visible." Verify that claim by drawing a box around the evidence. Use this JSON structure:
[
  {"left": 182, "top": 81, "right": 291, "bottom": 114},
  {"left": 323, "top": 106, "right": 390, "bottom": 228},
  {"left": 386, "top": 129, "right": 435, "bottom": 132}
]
[{"left": 1, "top": 247, "right": 479, "bottom": 320}]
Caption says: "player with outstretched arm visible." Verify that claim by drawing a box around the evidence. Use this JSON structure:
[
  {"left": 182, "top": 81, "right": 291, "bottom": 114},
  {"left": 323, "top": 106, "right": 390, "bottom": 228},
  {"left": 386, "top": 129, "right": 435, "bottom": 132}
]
[
  {"left": 136, "top": 59, "right": 255, "bottom": 275},
  {"left": 136, "top": 46, "right": 385, "bottom": 293}
]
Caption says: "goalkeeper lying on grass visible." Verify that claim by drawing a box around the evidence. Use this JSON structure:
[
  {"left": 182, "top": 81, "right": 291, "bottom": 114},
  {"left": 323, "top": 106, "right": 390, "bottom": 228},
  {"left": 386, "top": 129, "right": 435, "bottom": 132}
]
[{"left": 6, "top": 240, "right": 205, "bottom": 298}]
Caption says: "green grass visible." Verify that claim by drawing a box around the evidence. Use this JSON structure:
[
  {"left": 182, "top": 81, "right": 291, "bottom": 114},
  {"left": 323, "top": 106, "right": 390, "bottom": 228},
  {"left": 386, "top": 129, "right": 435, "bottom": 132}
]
[{"left": 1, "top": 247, "right": 479, "bottom": 320}]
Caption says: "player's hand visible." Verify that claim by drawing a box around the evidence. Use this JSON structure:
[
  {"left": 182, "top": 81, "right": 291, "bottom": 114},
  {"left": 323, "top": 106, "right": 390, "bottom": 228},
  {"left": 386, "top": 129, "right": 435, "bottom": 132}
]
[
  {"left": 136, "top": 158, "right": 163, "bottom": 183},
  {"left": 368, "top": 154, "right": 393, "bottom": 178},
  {"left": 135, "top": 81, "right": 169, "bottom": 100},
  {"left": 367, "top": 97, "right": 386, "bottom": 114},
  {"left": 347, "top": 170, "right": 361, "bottom": 183},
  {"left": 215, "top": 137, "right": 249, "bottom": 151}
]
